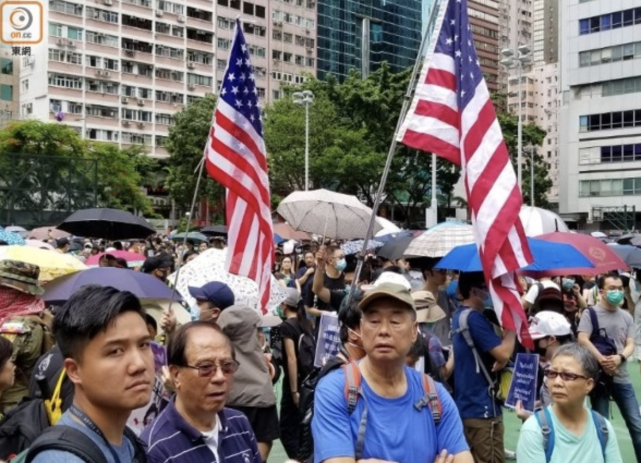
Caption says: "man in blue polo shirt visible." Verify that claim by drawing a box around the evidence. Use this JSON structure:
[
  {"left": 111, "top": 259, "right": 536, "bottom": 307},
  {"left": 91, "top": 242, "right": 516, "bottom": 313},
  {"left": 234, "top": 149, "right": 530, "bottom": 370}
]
[
  {"left": 312, "top": 282, "right": 473, "bottom": 463},
  {"left": 142, "top": 321, "right": 260, "bottom": 463}
]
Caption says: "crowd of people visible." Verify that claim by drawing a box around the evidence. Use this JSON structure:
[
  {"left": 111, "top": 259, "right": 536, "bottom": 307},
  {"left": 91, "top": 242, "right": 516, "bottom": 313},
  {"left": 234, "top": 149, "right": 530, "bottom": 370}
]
[{"left": 0, "top": 231, "right": 637, "bottom": 463}]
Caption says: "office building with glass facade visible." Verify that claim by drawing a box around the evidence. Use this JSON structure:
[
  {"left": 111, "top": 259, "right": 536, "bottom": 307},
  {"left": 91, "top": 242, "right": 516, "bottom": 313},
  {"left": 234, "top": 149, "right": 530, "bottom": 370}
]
[{"left": 316, "top": 0, "right": 422, "bottom": 81}]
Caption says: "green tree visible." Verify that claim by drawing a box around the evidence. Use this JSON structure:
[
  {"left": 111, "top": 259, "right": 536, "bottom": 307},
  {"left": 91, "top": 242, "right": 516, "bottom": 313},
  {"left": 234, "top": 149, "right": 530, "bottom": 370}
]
[
  {"left": 496, "top": 112, "right": 552, "bottom": 208},
  {"left": 164, "top": 94, "right": 224, "bottom": 218},
  {"left": 0, "top": 120, "right": 154, "bottom": 221}
]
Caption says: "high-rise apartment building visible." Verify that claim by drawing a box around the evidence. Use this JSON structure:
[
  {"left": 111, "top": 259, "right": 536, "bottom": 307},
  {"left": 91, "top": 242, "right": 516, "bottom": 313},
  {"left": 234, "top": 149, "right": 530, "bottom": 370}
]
[
  {"left": 532, "top": 0, "right": 557, "bottom": 65},
  {"left": 18, "top": 0, "right": 316, "bottom": 158},
  {"left": 498, "top": 0, "right": 533, "bottom": 89},
  {"left": 316, "top": 0, "right": 422, "bottom": 81},
  {"left": 558, "top": 1, "right": 641, "bottom": 227},
  {"left": 468, "top": 0, "right": 500, "bottom": 92},
  {"left": 0, "top": 46, "right": 18, "bottom": 127}
]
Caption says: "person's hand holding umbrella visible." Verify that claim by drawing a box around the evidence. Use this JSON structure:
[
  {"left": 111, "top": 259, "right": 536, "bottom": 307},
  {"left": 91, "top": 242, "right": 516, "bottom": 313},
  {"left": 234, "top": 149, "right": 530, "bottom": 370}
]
[{"left": 160, "top": 306, "right": 177, "bottom": 336}]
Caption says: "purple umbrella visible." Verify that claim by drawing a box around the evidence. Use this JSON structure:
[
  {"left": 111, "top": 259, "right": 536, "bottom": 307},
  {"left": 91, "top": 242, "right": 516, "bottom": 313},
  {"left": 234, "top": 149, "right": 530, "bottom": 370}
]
[{"left": 44, "top": 267, "right": 181, "bottom": 303}]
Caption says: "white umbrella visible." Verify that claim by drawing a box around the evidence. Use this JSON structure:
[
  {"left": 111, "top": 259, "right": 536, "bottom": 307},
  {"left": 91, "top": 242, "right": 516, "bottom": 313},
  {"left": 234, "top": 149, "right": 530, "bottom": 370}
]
[
  {"left": 375, "top": 217, "right": 401, "bottom": 237},
  {"left": 5, "top": 226, "right": 27, "bottom": 238},
  {"left": 404, "top": 222, "right": 475, "bottom": 258},
  {"left": 168, "top": 248, "right": 288, "bottom": 313},
  {"left": 25, "top": 239, "right": 54, "bottom": 250},
  {"left": 277, "top": 189, "right": 382, "bottom": 240},
  {"left": 519, "top": 206, "right": 569, "bottom": 237}
]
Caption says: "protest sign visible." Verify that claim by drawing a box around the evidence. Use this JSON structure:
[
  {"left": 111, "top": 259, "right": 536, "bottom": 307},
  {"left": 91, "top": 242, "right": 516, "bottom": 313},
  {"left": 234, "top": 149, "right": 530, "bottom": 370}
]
[
  {"left": 314, "top": 312, "right": 341, "bottom": 368},
  {"left": 505, "top": 353, "right": 539, "bottom": 413},
  {"left": 151, "top": 341, "right": 167, "bottom": 373}
]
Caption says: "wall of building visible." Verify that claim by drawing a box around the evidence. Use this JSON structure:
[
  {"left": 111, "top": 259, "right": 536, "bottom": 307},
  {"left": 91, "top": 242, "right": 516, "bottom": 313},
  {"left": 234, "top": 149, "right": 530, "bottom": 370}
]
[
  {"left": 559, "top": 0, "right": 641, "bottom": 221},
  {"left": 0, "top": 46, "right": 19, "bottom": 126}
]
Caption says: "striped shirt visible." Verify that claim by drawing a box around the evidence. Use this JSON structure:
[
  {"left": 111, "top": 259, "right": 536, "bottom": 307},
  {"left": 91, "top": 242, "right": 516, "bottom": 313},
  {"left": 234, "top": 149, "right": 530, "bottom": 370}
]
[{"left": 141, "top": 399, "right": 261, "bottom": 463}]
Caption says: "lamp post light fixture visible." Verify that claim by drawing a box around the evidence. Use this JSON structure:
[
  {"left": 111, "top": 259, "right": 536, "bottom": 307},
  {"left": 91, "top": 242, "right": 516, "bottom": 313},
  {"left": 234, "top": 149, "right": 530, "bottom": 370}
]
[
  {"left": 500, "top": 45, "right": 532, "bottom": 192},
  {"left": 293, "top": 90, "right": 314, "bottom": 191}
]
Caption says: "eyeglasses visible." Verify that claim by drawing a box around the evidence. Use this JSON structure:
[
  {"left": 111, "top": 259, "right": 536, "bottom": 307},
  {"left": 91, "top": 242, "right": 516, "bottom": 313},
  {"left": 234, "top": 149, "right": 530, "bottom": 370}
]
[
  {"left": 184, "top": 360, "right": 240, "bottom": 377},
  {"left": 545, "top": 369, "right": 589, "bottom": 382}
]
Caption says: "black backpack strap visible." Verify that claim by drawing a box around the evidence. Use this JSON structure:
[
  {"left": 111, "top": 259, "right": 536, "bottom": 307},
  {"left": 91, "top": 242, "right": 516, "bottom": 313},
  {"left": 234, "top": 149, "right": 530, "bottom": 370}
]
[
  {"left": 124, "top": 426, "right": 147, "bottom": 463},
  {"left": 26, "top": 425, "right": 108, "bottom": 463},
  {"left": 587, "top": 307, "right": 601, "bottom": 334}
]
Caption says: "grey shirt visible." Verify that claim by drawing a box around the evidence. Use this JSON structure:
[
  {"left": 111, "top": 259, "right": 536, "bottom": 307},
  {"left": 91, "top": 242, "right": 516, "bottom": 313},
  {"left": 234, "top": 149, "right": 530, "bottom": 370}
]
[
  {"left": 31, "top": 411, "right": 134, "bottom": 463},
  {"left": 578, "top": 304, "right": 635, "bottom": 384},
  {"left": 432, "top": 290, "right": 453, "bottom": 346}
]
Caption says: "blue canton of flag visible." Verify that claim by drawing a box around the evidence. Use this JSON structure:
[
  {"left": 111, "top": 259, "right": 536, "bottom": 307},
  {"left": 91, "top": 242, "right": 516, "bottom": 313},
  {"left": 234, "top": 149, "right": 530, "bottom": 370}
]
[
  {"left": 219, "top": 19, "right": 263, "bottom": 137},
  {"left": 435, "top": 0, "right": 483, "bottom": 109}
]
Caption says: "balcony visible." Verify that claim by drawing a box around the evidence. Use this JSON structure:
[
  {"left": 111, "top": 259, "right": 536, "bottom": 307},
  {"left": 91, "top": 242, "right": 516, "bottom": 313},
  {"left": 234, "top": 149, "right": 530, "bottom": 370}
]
[
  {"left": 186, "top": 7, "right": 213, "bottom": 22},
  {"left": 122, "top": 39, "right": 153, "bottom": 59}
]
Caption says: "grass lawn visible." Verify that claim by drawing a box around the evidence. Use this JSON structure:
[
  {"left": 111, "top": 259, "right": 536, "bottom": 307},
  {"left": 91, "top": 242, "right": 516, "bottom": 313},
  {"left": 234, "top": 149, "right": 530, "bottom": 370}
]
[{"left": 268, "top": 363, "right": 641, "bottom": 462}]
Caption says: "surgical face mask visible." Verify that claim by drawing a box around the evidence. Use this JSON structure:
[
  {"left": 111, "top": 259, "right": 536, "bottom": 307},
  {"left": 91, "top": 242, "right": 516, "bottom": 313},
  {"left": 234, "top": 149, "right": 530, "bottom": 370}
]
[
  {"left": 347, "top": 327, "right": 361, "bottom": 339},
  {"left": 605, "top": 289, "right": 624, "bottom": 306},
  {"left": 335, "top": 258, "right": 347, "bottom": 272},
  {"left": 562, "top": 278, "right": 575, "bottom": 291},
  {"left": 477, "top": 289, "right": 493, "bottom": 309},
  {"left": 190, "top": 304, "right": 201, "bottom": 321}
]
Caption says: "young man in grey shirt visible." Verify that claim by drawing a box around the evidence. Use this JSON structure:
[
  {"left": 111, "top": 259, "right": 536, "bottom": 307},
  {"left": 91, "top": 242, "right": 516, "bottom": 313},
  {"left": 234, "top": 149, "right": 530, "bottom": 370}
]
[{"left": 578, "top": 273, "right": 641, "bottom": 462}]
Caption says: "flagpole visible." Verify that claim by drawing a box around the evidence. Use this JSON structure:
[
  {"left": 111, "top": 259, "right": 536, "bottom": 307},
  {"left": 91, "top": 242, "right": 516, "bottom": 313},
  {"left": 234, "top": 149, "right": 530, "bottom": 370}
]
[
  {"left": 166, "top": 154, "right": 206, "bottom": 314},
  {"left": 347, "top": 3, "right": 442, "bottom": 302}
]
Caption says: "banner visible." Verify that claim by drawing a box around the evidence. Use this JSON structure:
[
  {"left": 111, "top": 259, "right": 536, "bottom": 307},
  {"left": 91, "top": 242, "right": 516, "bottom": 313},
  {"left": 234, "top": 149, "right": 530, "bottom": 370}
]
[
  {"left": 314, "top": 312, "right": 341, "bottom": 368},
  {"left": 505, "top": 353, "right": 539, "bottom": 413}
]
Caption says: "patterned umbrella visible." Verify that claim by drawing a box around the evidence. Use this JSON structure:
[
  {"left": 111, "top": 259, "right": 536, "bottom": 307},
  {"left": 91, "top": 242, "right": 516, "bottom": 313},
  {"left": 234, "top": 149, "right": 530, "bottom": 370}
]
[
  {"left": 0, "top": 229, "right": 26, "bottom": 246},
  {"left": 168, "top": 248, "right": 288, "bottom": 313},
  {"left": 404, "top": 222, "right": 475, "bottom": 258},
  {"left": 0, "top": 246, "right": 86, "bottom": 281},
  {"left": 340, "top": 239, "right": 384, "bottom": 256}
]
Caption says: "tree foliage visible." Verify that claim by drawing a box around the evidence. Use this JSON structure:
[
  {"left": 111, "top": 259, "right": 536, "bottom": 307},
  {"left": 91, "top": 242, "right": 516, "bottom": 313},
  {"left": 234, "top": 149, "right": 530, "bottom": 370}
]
[
  {"left": 164, "top": 94, "right": 223, "bottom": 213},
  {"left": 0, "top": 120, "right": 155, "bottom": 222}
]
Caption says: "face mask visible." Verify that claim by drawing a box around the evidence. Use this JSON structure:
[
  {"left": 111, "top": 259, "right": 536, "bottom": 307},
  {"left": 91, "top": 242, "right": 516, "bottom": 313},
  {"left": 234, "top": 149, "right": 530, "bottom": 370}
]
[
  {"left": 478, "top": 289, "right": 493, "bottom": 309},
  {"left": 562, "top": 278, "right": 575, "bottom": 291},
  {"left": 605, "top": 289, "right": 624, "bottom": 306},
  {"left": 190, "top": 304, "right": 200, "bottom": 321},
  {"left": 347, "top": 327, "right": 361, "bottom": 339},
  {"left": 335, "top": 259, "right": 347, "bottom": 272}
]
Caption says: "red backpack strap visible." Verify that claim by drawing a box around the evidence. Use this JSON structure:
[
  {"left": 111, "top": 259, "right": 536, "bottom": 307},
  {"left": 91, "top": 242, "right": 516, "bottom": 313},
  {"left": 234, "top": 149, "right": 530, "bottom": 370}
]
[
  {"left": 416, "top": 374, "right": 442, "bottom": 425},
  {"left": 342, "top": 362, "right": 362, "bottom": 414}
]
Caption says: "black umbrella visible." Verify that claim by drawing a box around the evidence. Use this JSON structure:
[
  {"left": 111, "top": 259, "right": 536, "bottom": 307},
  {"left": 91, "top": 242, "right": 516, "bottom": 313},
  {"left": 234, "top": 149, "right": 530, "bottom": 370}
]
[
  {"left": 58, "top": 208, "right": 155, "bottom": 240},
  {"left": 617, "top": 234, "right": 641, "bottom": 247},
  {"left": 200, "top": 225, "right": 228, "bottom": 236},
  {"left": 377, "top": 236, "right": 415, "bottom": 261},
  {"left": 609, "top": 245, "right": 641, "bottom": 268}
]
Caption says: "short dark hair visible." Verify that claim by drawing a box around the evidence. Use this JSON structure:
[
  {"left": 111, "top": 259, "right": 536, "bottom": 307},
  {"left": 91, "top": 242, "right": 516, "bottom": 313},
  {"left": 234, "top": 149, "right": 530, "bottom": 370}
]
[
  {"left": 115, "top": 257, "right": 129, "bottom": 269},
  {"left": 144, "top": 313, "right": 158, "bottom": 333},
  {"left": 0, "top": 336, "right": 13, "bottom": 369},
  {"left": 380, "top": 265, "right": 404, "bottom": 275},
  {"left": 405, "top": 257, "right": 440, "bottom": 271},
  {"left": 458, "top": 272, "right": 487, "bottom": 299},
  {"left": 597, "top": 273, "right": 621, "bottom": 290},
  {"left": 167, "top": 321, "right": 235, "bottom": 367},
  {"left": 327, "top": 245, "right": 341, "bottom": 259},
  {"left": 338, "top": 293, "right": 363, "bottom": 344},
  {"left": 53, "top": 285, "right": 145, "bottom": 361}
]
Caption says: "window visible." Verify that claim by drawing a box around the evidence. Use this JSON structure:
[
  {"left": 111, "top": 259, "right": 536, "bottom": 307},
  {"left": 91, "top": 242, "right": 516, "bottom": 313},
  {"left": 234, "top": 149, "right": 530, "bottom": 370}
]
[
  {"left": 156, "top": 22, "right": 171, "bottom": 34},
  {"left": 273, "top": 30, "right": 282, "bottom": 41},
  {"left": 0, "top": 58, "right": 12, "bottom": 75},
  {"left": 580, "top": 8, "right": 639, "bottom": 35},
  {"left": 272, "top": 50, "right": 282, "bottom": 60},
  {"left": 283, "top": 33, "right": 293, "bottom": 43},
  {"left": 217, "top": 38, "right": 230, "bottom": 50},
  {"left": 156, "top": 113, "right": 173, "bottom": 125},
  {"left": 255, "top": 5, "right": 265, "bottom": 18},
  {"left": 230, "top": 0, "right": 240, "bottom": 9},
  {"left": 0, "top": 84, "right": 13, "bottom": 101},
  {"left": 48, "top": 74, "right": 82, "bottom": 89},
  {"left": 51, "top": 0, "right": 83, "bottom": 16},
  {"left": 580, "top": 108, "right": 641, "bottom": 132},
  {"left": 21, "top": 79, "right": 28, "bottom": 92},
  {"left": 243, "top": 1, "right": 253, "bottom": 15}
]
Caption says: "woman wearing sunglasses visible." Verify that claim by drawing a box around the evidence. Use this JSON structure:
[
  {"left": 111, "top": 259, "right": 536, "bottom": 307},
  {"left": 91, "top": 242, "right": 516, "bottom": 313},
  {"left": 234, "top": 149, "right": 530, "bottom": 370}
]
[{"left": 516, "top": 343, "right": 623, "bottom": 462}]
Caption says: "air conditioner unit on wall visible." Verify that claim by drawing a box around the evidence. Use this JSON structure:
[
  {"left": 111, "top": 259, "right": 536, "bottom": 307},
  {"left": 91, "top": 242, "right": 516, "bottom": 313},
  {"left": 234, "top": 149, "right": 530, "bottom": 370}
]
[
  {"left": 187, "top": 62, "right": 195, "bottom": 69},
  {"left": 122, "top": 97, "right": 129, "bottom": 103},
  {"left": 104, "top": 0, "right": 113, "bottom": 5},
  {"left": 178, "top": 15, "right": 185, "bottom": 23},
  {"left": 156, "top": 10, "right": 163, "bottom": 17},
  {"left": 137, "top": 99, "right": 145, "bottom": 106}
]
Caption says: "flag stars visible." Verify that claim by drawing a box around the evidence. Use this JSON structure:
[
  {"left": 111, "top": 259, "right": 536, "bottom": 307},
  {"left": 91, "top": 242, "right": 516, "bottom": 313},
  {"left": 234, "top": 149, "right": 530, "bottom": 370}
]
[
  {"left": 446, "top": 37, "right": 453, "bottom": 45},
  {"left": 455, "top": 50, "right": 461, "bottom": 57},
  {"left": 228, "top": 73, "right": 236, "bottom": 82},
  {"left": 235, "top": 99, "right": 243, "bottom": 108},
  {"left": 236, "top": 58, "right": 243, "bottom": 66},
  {"left": 231, "top": 86, "right": 239, "bottom": 95}
]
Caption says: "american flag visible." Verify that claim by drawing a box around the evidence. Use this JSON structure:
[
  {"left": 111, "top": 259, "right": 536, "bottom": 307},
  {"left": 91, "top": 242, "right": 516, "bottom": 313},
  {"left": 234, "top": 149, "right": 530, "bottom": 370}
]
[
  {"left": 205, "top": 20, "right": 274, "bottom": 312},
  {"left": 398, "top": 0, "right": 534, "bottom": 346}
]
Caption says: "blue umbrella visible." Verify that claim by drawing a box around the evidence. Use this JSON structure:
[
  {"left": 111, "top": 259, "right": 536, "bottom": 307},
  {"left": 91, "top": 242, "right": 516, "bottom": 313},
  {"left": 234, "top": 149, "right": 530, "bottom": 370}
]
[
  {"left": 44, "top": 267, "right": 182, "bottom": 303},
  {"left": 0, "top": 229, "right": 25, "bottom": 245},
  {"left": 436, "top": 238, "right": 595, "bottom": 273},
  {"left": 274, "top": 233, "right": 286, "bottom": 244},
  {"left": 374, "top": 230, "right": 415, "bottom": 243}
]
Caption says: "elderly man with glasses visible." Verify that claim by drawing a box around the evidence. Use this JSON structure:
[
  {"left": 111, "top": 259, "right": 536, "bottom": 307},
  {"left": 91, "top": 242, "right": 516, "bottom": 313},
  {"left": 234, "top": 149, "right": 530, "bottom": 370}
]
[{"left": 141, "top": 321, "right": 261, "bottom": 463}]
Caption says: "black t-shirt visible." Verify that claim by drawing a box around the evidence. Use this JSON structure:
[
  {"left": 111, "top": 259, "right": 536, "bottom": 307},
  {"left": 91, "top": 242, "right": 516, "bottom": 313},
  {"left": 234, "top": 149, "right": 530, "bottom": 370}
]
[
  {"left": 304, "top": 272, "right": 346, "bottom": 312},
  {"left": 583, "top": 281, "right": 595, "bottom": 291},
  {"left": 280, "top": 318, "right": 304, "bottom": 392}
]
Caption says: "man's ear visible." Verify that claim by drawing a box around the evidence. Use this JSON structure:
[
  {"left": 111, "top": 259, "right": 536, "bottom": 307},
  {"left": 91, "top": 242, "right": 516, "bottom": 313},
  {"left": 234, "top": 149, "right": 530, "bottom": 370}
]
[{"left": 64, "top": 358, "right": 81, "bottom": 386}]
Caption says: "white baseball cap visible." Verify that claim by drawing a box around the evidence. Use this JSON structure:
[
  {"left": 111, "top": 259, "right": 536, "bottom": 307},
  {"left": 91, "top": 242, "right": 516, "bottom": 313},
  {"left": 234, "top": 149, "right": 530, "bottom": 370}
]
[{"left": 529, "top": 311, "right": 572, "bottom": 340}]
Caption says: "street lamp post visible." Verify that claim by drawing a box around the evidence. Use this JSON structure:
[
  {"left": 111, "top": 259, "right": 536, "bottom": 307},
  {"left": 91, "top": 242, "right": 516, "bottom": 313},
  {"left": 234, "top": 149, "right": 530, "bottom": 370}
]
[
  {"left": 293, "top": 90, "right": 314, "bottom": 191},
  {"left": 500, "top": 45, "right": 531, "bottom": 191},
  {"left": 525, "top": 144, "right": 535, "bottom": 207}
]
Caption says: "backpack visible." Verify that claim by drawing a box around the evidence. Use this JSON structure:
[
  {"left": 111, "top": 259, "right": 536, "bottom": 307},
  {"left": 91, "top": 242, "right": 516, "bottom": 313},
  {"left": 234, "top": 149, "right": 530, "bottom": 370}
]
[
  {"left": 297, "top": 332, "right": 317, "bottom": 380},
  {"left": 0, "top": 368, "right": 66, "bottom": 460},
  {"left": 535, "top": 407, "right": 608, "bottom": 463},
  {"left": 10, "top": 425, "right": 147, "bottom": 463},
  {"left": 587, "top": 307, "right": 617, "bottom": 398},
  {"left": 453, "top": 309, "right": 512, "bottom": 403},
  {"left": 342, "top": 362, "right": 442, "bottom": 460},
  {"left": 297, "top": 353, "right": 349, "bottom": 463},
  {"left": 532, "top": 283, "right": 564, "bottom": 314}
]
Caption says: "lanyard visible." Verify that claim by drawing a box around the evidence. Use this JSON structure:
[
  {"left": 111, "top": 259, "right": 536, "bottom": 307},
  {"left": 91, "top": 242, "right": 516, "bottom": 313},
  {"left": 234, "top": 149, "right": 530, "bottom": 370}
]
[{"left": 69, "top": 405, "right": 123, "bottom": 463}]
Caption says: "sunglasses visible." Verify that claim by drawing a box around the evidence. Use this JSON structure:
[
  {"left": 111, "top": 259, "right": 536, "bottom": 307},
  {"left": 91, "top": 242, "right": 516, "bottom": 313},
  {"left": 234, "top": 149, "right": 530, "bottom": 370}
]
[
  {"left": 184, "top": 360, "right": 240, "bottom": 377},
  {"left": 545, "top": 369, "right": 589, "bottom": 382}
]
